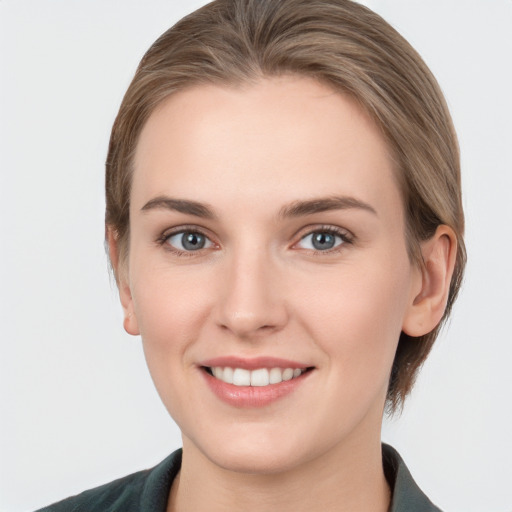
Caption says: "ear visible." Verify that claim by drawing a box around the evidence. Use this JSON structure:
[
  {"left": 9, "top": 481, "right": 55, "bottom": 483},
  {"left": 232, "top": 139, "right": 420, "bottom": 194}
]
[
  {"left": 402, "top": 225, "right": 457, "bottom": 337},
  {"left": 106, "top": 227, "right": 140, "bottom": 336}
]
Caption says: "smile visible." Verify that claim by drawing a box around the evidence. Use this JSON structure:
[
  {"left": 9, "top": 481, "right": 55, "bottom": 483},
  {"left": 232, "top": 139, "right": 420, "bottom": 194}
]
[
  {"left": 199, "top": 357, "right": 314, "bottom": 407},
  {"left": 206, "top": 366, "right": 306, "bottom": 387}
]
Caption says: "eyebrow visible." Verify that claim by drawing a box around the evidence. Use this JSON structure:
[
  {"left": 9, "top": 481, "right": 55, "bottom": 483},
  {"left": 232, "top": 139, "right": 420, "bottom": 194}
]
[
  {"left": 141, "top": 196, "right": 216, "bottom": 219},
  {"left": 278, "top": 196, "right": 377, "bottom": 218},
  {"left": 140, "top": 194, "right": 377, "bottom": 219}
]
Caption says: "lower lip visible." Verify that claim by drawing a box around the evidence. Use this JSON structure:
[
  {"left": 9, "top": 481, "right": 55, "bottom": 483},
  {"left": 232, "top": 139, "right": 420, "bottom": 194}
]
[{"left": 201, "top": 369, "right": 312, "bottom": 408}]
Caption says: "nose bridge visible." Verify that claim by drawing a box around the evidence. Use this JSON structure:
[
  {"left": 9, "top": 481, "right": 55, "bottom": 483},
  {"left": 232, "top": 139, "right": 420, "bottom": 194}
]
[{"left": 216, "top": 240, "right": 287, "bottom": 338}]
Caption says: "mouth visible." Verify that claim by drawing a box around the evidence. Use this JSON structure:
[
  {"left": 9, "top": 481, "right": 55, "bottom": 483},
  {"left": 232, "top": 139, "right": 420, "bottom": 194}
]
[
  {"left": 198, "top": 357, "right": 315, "bottom": 407},
  {"left": 203, "top": 366, "right": 313, "bottom": 387}
]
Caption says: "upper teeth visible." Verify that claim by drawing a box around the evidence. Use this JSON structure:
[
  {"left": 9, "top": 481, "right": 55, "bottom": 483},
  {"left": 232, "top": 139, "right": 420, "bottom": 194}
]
[{"left": 211, "top": 367, "right": 304, "bottom": 386}]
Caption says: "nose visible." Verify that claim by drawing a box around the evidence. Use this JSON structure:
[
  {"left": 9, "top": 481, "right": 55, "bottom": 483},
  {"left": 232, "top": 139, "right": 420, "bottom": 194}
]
[{"left": 215, "top": 249, "right": 289, "bottom": 339}]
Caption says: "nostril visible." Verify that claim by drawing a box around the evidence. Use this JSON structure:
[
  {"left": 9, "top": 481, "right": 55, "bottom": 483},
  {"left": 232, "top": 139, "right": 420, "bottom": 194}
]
[{"left": 217, "top": 312, "right": 283, "bottom": 338}]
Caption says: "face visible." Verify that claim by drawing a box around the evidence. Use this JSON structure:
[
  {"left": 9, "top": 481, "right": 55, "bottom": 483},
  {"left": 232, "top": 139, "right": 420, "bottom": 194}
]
[{"left": 121, "top": 77, "right": 421, "bottom": 474}]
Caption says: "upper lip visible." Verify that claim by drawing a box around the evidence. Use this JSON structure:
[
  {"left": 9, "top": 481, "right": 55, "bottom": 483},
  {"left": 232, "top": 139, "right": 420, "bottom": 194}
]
[{"left": 199, "top": 356, "right": 311, "bottom": 370}]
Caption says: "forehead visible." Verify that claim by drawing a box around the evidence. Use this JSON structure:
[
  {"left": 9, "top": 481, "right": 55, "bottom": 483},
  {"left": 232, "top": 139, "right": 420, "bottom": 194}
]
[{"left": 132, "top": 76, "right": 401, "bottom": 219}]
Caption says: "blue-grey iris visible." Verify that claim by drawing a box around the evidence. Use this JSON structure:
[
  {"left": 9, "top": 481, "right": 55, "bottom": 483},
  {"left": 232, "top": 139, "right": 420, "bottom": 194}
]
[
  {"left": 182, "top": 232, "right": 206, "bottom": 250},
  {"left": 312, "top": 232, "right": 336, "bottom": 250}
]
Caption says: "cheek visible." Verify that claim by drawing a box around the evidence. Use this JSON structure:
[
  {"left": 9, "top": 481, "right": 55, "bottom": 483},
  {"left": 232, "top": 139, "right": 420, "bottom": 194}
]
[
  {"left": 132, "top": 259, "right": 211, "bottom": 336},
  {"left": 129, "top": 264, "right": 215, "bottom": 418},
  {"left": 130, "top": 263, "right": 214, "bottom": 377},
  {"left": 298, "top": 257, "right": 413, "bottom": 381}
]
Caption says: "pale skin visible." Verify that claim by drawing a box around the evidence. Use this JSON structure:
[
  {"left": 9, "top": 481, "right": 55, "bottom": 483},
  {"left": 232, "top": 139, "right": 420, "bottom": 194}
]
[{"left": 108, "top": 76, "right": 457, "bottom": 512}]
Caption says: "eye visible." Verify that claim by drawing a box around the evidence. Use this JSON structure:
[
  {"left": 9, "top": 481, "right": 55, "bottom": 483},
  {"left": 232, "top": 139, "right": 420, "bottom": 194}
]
[
  {"left": 296, "top": 229, "right": 348, "bottom": 251},
  {"left": 165, "top": 231, "right": 213, "bottom": 252}
]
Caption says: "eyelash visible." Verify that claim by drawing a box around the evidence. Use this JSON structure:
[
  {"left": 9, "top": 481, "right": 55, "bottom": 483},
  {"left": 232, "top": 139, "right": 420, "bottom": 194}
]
[
  {"left": 156, "top": 224, "right": 354, "bottom": 257},
  {"left": 156, "top": 225, "right": 215, "bottom": 257},
  {"left": 294, "top": 225, "right": 354, "bottom": 255}
]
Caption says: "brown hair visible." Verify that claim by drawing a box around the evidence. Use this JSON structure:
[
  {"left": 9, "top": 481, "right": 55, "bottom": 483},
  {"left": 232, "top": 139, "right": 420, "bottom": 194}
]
[{"left": 105, "top": 0, "right": 466, "bottom": 412}]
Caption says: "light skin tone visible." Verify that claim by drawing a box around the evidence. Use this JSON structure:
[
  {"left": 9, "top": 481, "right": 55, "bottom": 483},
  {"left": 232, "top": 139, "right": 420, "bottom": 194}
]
[{"left": 108, "top": 76, "right": 456, "bottom": 512}]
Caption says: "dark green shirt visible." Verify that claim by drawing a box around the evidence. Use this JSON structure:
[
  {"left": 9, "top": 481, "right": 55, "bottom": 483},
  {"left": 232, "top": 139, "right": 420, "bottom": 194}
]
[{"left": 36, "top": 444, "right": 442, "bottom": 511}]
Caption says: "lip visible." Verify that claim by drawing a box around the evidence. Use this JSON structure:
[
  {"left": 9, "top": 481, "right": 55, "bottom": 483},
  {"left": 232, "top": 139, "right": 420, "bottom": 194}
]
[
  {"left": 198, "top": 356, "right": 314, "bottom": 408},
  {"left": 199, "top": 356, "right": 309, "bottom": 370}
]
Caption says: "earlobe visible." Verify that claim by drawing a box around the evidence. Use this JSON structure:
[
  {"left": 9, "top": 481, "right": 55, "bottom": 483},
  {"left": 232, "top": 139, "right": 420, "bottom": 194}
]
[
  {"left": 123, "top": 310, "right": 140, "bottom": 336},
  {"left": 106, "top": 226, "right": 140, "bottom": 336},
  {"left": 402, "top": 225, "right": 457, "bottom": 337}
]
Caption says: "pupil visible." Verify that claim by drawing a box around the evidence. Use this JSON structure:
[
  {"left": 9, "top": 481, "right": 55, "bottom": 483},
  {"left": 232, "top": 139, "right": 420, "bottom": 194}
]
[
  {"left": 182, "top": 233, "right": 205, "bottom": 250},
  {"left": 312, "top": 232, "right": 335, "bottom": 250}
]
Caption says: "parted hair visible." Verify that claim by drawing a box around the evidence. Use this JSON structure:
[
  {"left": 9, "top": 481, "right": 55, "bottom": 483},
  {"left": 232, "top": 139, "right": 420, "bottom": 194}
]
[{"left": 105, "top": 0, "right": 466, "bottom": 412}]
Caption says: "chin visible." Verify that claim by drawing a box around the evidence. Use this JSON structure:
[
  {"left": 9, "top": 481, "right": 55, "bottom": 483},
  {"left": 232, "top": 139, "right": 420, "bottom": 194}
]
[
  {"left": 185, "top": 422, "right": 331, "bottom": 477},
  {"left": 182, "top": 425, "right": 305, "bottom": 475},
  {"left": 211, "top": 444, "right": 306, "bottom": 475}
]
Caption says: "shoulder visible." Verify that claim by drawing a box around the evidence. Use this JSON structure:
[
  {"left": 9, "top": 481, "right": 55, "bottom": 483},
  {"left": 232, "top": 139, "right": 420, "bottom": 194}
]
[
  {"left": 383, "top": 444, "right": 443, "bottom": 512},
  {"left": 35, "top": 469, "right": 150, "bottom": 512},
  {"left": 34, "top": 449, "right": 182, "bottom": 512}
]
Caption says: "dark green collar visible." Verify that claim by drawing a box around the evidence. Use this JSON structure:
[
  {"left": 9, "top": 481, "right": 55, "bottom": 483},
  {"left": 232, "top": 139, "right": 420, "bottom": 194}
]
[{"left": 383, "top": 444, "right": 442, "bottom": 511}]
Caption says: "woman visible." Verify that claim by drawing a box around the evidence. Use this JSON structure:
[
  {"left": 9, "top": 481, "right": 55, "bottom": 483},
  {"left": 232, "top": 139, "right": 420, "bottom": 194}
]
[{"left": 37, "top": 0, "right": 464, "bottom": 510}]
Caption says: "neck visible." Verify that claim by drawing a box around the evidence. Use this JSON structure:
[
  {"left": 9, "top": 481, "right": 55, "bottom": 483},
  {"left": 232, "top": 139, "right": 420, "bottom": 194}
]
[{"left": 167, "top": 434, "right": 391, "bottom": 512}]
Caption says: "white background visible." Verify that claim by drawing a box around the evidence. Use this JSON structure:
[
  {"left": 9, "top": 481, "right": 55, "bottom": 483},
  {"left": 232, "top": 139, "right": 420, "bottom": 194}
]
[{"left": 1, "top": 1, "right": 511, "bottom": 511}]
